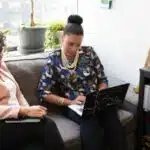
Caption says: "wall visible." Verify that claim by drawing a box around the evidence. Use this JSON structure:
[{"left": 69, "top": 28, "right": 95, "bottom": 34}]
[{"left": 79, "top": 0, "right": 150, "bottom": 86}]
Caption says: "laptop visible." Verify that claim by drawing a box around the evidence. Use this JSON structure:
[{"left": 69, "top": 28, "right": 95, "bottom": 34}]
[{"left": 68, "top": 83, "right": 129, "bottom": 119}]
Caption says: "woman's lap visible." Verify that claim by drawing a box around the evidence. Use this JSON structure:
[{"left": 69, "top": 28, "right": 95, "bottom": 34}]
[
  {"left": 62, "top": 107, "right": 127, "bottom": 150},
  {"left": 0, "top": 116, "right": 65, "bottom": 150},
  {"left": 62, "top": 107, "right": 104, "bottom": 150}
]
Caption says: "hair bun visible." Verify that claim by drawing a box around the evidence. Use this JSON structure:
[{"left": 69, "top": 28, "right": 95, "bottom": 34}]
[{"left": 68, "top": 15, "right": 83, "bottom": 25}]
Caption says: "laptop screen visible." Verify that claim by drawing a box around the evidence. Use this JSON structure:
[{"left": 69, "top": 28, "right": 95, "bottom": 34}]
[{"left": 82, "top": 83, "right": 129, "bottom": 119}]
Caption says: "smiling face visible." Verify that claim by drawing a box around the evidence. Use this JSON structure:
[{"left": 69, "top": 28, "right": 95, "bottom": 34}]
[{"left": 61, "top": 34, "right": 83, "bottom": 61}]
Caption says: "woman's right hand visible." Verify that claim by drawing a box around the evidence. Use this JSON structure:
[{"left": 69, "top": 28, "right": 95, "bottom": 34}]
[
  {"left": 19, "top": 105, "right": 47, "bottom": 118},
  {"left": 71, "top": 95, "right": 86, "bottom": 105}
]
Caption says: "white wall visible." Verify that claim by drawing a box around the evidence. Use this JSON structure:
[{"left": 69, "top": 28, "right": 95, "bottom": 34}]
[{"left": 78, "top": 0, "right": 150, "bottom": 86}]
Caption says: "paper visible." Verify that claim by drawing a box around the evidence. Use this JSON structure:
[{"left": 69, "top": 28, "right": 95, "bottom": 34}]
[{"left": 68, "top": 104, "right": 84, "bottom": 116}]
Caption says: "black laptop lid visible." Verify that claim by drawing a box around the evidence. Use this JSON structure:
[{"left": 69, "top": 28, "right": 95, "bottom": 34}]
[{"left": 82, "top": 83, "right": 129, "bottom": 119}]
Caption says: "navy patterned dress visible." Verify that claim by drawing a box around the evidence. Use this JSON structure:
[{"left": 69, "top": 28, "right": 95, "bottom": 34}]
[{"left": 38, "top": 46, "right": 108, "bottom": 102}]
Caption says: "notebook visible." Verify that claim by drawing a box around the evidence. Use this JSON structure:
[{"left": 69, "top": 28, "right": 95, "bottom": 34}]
[
  {"left": 5, "top": 117, "right": 41, "bottom": 123},
  {"left": 68, "top": 83, "right": 129, "bottom": 119}
]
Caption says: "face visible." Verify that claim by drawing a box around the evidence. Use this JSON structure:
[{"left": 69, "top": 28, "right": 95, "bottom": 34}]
[{"left": 62, "top": 34, "right": 83, "bottom": 60}]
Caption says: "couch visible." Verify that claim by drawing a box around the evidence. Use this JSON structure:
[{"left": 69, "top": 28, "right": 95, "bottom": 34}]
[{"left": 5, "top": 51, "right": 138, "bottom": 150}]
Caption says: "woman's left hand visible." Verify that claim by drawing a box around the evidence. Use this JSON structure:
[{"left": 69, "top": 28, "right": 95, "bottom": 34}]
[
  {"left": 71, "top": 95, "right": 86, "bottom": 105},
  {"left": 99, "top": 83, "right": 108, "bottom": 91}
]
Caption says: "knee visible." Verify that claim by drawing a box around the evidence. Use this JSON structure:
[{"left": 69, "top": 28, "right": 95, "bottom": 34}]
[
  {"left": 80, "top": 117, "right": 104, "bottom": 136},
  {"left": 43, "top": 116, "right": 57, "bottom": 129}
]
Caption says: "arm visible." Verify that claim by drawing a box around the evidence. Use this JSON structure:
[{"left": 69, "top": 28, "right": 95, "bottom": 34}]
[
  {"left": 0, "top": 105, "right": 20, "bottom": 119},
  {"left": 16, "top": 88, "right": 29, "bottom": 106},
  {"left": 0, "top": 82, "right": 20, "bottom": 119},
  {"left": 0, "top": 63, "right": 46, "bottom": 119},
  {"left": 0, "top": 85, "right": 46, "bottom": 119},
  {"left": 37, "top": 56, "right": 72, "bottom": 106},
  {"left": 0, "top": 87, "right": 28, "bottom": 120},
  {"left": 3, "top": 61, "right": 29, "bottom": 106},
  {"left": 0, "top": 66, "right": 27, "bottom": 119},
  {"left": 45, "top": 94, "right": 72, "bottom": 106},
  {"left": 0, "top": 105, "right": 47, "bottom": 120},
  {"left": 91, "top": 47, "right": 108, "bottom": 90}
]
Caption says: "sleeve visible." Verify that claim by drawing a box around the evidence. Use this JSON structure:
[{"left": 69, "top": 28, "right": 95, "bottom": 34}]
[
  {"left": 37, "top": 56, "right": 55, "bottom": 102},
  {"left": 3, "top": 61, "right": 29, "bottom": 106},
  {"left": 0, "top": 62, "right": 28, "bottom": 119},
  {"left": 0, "top": 105, "right": 20, "bottom": 119},
  {"left": 16, "top": 88, "right": 29, "bottom": 106},
  {"left": 90, "top": 47, "right": 108, "bottom": 85}
]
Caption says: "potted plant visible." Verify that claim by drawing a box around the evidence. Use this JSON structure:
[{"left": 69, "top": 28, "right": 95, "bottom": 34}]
[
  {"left": 19, "top": 0, "right": 46, "bottom": 54},
  {"left": 45, "top": 21, "right": 64, "bottom": 50}
]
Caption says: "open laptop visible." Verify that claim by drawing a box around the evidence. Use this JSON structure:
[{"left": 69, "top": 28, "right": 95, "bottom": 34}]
[{"left": 68, "top": 83, "right": 129, "bottom": 119}]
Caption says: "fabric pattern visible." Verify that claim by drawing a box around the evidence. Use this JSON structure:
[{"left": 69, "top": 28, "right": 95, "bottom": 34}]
[{"left": 38, "top": 46, "right": 108, "bottom": 101}]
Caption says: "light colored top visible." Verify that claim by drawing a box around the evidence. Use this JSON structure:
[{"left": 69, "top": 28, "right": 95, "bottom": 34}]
[{"left": 0, "top": 60, "right": 29, "bottom": 119}]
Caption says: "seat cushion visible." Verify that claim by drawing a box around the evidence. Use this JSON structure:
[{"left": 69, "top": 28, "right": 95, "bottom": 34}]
[{"left": 118, "top": 109, "right": 135, "bottom": 133}]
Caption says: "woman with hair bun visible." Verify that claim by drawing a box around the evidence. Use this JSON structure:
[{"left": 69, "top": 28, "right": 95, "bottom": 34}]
[{"left": 38, "top": 14, "right": 127, "bottom": 150}]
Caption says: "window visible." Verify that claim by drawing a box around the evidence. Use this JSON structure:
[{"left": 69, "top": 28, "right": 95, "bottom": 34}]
[{"left": 0, "top": 0, "right": 77, "bottom": 47}]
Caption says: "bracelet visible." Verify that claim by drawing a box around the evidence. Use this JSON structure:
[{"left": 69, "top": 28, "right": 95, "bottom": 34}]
[{"left": 57, "top": 97, "right": 64, "bottom": 105}]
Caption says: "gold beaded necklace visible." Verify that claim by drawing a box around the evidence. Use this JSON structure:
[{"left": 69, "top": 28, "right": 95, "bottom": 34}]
[{"left": 61, "top": 48, "right": 79, "bottom": 70}]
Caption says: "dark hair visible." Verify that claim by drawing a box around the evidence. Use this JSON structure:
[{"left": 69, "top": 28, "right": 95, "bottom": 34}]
[
  {"left": 0, "top": 31, "right": 6, "bottom": 52},
  {"left": 63, "top": 15, "right": 84, "bottom": 36}
]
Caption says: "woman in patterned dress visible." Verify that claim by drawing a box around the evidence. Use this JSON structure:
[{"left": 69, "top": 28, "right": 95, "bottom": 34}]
[{"left": 38, "top": 14, "right": 127, "bottom": 150}]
